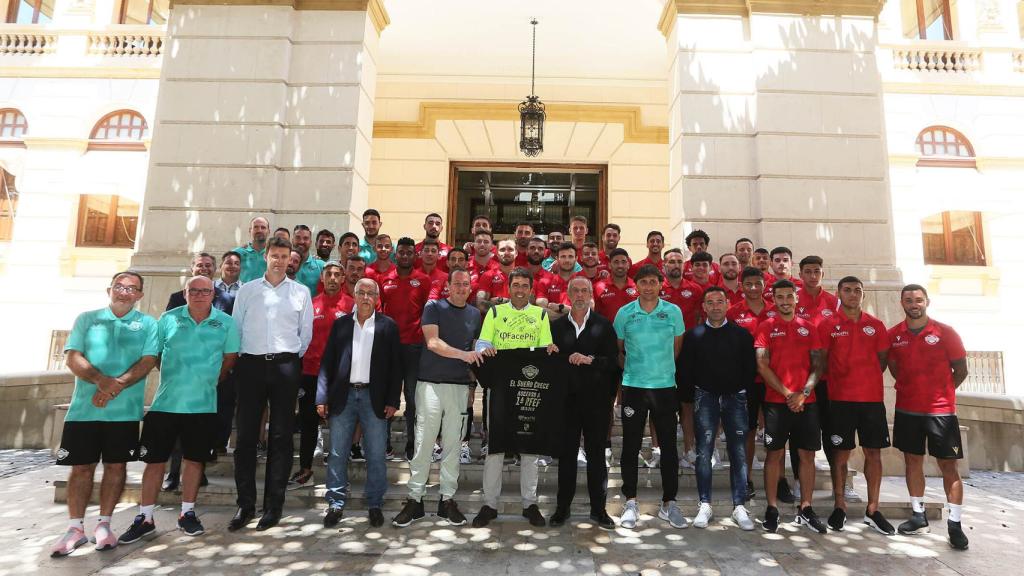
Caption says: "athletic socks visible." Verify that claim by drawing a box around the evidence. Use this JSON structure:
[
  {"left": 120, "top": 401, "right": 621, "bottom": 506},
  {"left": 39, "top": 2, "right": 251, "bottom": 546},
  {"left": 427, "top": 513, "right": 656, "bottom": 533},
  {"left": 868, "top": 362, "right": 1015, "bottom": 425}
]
[
  {"left": 947, "top": 503, "right": 962, "bottom": 522},
  {"left": 140, "top": 504, "right": 155, "bottom": 522},
  {"left": 181, "top": 502, "right": 195, "bottom": 516},
  {"left": 97, "top": 515, "right": 111, "bottom": 525},
  {"left": 911, "top": 497, "right": 925, "bottom": 513},
  {"left": 69, "top": 518, "right": 84, "bottom": 531}
]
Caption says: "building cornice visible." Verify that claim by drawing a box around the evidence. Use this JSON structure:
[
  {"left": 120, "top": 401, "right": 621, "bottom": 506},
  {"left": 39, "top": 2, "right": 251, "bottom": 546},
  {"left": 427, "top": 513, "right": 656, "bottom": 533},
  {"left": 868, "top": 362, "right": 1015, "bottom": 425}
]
[
  {"left": 659, "top": 0, "right": 885, "bottom": 38},
  {"left": 169, "top": 0, "right": 390, "bottom": 34}
]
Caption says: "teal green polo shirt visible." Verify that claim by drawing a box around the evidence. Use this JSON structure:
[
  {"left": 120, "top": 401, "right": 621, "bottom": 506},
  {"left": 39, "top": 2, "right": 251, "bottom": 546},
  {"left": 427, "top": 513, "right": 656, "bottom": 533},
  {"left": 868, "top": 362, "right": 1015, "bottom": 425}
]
[
  {"left": 235, "top": 243, "right": 267, "bottom": 283},
  {"left": 295, "top": 254, "right": 324, "bottom": 297},
  {"left": 151, "top": 306, "right": 240, "bottom": 414},
  {"left": 359, "top": 237, "right": 377, "bottom": 264},
  {"left": 64, "top": 307, "right": 160, "bottom": 422},
  {"left": 613, "top": 298, "right": 685, "bottom": 389}
]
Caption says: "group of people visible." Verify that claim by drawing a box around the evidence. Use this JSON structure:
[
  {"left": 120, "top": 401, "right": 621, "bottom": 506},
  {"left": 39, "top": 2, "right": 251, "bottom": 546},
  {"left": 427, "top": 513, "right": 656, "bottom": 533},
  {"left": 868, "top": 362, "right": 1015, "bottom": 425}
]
[{"left": 49, "top": 209, "right": 972, "bottom": 558}]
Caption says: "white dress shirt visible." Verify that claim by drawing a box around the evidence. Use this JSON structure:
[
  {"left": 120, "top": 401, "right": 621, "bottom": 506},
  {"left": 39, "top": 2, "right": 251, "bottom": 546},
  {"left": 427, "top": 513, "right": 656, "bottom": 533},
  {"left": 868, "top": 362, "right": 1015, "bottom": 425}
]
[
  {"left": 350, "top": 313, "right": 376, "bottom": 383},
  {"left": 233, "top": 276, "right": 313, "bottom": 355},
  {"left": 568, "top": 308, "right": 592, "bottom": 338}
]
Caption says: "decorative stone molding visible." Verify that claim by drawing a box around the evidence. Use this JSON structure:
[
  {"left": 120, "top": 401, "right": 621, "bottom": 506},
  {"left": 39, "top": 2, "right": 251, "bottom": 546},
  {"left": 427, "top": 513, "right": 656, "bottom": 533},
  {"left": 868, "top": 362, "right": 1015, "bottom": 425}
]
[
  {"left": 658, "top": 0, "right": 886, "bottom": 37},
  {"left": 169, "top": 0, "right": 390, "bottom": 34}
]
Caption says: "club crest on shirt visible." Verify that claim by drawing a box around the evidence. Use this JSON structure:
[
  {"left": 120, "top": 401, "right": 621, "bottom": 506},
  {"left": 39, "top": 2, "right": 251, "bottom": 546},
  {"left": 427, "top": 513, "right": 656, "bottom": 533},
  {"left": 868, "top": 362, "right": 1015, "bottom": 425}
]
[
  {"left": 626, "top": 288, "right": 637, "bottom": 296},
  {"left": 623, "top": 407, "right": 635, "bottom": 418},
  {"left": 127, "top": 321, "right": 143, "bottom": 332},
  {"left": 656, "top": 312, "right": 668, "bottom": 320},
  {"left": 56, "top": 448, "right": 69, "bottom": 461},
  {"left": 796, "top": 327, "right": 810, "bottom": 336},
  {"left": 681, "top": 290, "right": 693, "bottom": 298},
  {"left": 830, "top": 435, "right": 843, "bottom": 446},
  {"left": 522, "top": 365, "right": 539, "bottom": 379},
  {"left": 209, "top": 320, "right": 223, "bottom": 328},
  {"left": 410, "top": 279, "right": 421, "bottom": 288},
  {"left": 862, "top": 326, "right": 876, "bottom": 336},
  {"left": 139, "top": 446, "right": 148, "bottom": 458},
  {"left": 924, "top": 334, "right": 940, "bottom": 345},
  {"left": 821, "top": 309, "right": 834, "bottom": 317}
]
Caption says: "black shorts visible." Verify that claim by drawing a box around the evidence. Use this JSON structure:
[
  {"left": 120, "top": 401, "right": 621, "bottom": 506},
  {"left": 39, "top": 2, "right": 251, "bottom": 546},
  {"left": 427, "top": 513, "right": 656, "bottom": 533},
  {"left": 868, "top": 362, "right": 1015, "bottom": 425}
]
[
  {"left": 139, "top": 411, "right": 219, "bottom": 464},
  {"left": 827, "top": 401, "right": 890, "bottom": 450},
  {"left": 747, "top": 382, "right": 766, "bottom": 431},
  {"left": 893, "top": 411, "right": 963, "bottom": 460},
  {"left": 56, "top": 421, "right": 140, "bottom": 465},
  {"left": 763, "top": 402, "right": 821, "bottom": 452}
]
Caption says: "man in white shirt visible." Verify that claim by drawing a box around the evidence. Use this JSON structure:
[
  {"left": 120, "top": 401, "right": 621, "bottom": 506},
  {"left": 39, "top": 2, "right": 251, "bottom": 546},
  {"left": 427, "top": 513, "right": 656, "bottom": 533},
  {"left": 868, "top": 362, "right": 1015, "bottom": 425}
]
[{"left": 229, "top": 236, "right": 313, "bottom": 532}]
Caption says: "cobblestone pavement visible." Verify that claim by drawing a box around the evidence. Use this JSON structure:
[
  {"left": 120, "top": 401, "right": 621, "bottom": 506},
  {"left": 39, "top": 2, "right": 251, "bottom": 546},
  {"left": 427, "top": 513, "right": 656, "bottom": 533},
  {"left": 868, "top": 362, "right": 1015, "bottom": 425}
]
[
  {"left": 0, "top": 449, "right": 52, "bottom": 479},
  {"left": 963, "top": 471, "right": 1024, "bottom": 503}
]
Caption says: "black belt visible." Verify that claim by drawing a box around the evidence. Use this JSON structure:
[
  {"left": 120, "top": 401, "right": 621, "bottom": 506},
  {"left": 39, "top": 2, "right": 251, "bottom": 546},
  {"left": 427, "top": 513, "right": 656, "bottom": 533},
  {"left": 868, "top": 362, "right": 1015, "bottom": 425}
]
[
  {"left": 350, "top": 382, "right": 370, "bottom": 389},
  {"left": 242, "top": 352, "right": 298, "bottom": 362}
]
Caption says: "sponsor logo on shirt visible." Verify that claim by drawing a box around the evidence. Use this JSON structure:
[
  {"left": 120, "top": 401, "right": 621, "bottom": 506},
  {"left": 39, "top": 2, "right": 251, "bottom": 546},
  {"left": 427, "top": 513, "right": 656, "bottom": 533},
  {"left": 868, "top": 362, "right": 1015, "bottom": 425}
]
[
  {"left": 924, "top": 334, "right": 940, "bottom": 345},
  {"left": 770, "top": 329, "right": 786, "bottom": 338},
  {"left": 862, "top": 326, "right": 876, "bottom": 336},
  {"left": 830, "top": 327, "right": 849, "bottom": 338}
]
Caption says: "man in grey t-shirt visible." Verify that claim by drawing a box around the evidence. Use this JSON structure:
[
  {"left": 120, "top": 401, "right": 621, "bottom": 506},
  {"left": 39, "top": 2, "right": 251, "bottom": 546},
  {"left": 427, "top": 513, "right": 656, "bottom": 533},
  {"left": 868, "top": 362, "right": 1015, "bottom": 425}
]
[{"left": 392, "top": 268, "right": 484, "bottom": 528}]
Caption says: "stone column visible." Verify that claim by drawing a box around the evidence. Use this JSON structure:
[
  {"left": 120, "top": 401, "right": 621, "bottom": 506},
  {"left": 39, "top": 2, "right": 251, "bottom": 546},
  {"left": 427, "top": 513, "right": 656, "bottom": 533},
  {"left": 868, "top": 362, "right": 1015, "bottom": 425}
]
[
  {"left": 131, "top": 0, "right": 386, "bottom": 315},
  {"left": 662, "top": 0, "right": 902, "bottom": 315}
]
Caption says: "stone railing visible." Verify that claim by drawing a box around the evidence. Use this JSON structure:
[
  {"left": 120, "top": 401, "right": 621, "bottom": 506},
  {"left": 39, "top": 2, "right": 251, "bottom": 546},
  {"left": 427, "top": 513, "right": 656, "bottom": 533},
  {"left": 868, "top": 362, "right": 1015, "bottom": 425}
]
[
  {"left": 0, "top": 28, "right": 57, "bottom": 55},
  {"left": 892, "top": 45, "right": 983, "bottom": 73},
  {"left": 0, "top": 370, "right": 74, "bottom": 450},
  {"left": 87, "top": 27, "right": 164, "bottom": 58}
]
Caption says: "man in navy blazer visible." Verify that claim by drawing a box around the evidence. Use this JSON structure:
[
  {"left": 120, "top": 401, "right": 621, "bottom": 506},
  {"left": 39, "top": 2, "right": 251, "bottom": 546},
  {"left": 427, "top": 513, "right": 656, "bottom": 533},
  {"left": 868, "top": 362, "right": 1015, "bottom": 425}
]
[{"left": 316, "top": 278, "right": 402, "bottom": 528}]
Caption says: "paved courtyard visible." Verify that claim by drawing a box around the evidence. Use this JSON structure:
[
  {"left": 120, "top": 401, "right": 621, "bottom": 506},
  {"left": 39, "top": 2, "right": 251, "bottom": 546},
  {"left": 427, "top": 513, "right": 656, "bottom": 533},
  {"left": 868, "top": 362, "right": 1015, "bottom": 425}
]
[{"left": 2, "top": 451, "right": 1023, "bottom": 576}]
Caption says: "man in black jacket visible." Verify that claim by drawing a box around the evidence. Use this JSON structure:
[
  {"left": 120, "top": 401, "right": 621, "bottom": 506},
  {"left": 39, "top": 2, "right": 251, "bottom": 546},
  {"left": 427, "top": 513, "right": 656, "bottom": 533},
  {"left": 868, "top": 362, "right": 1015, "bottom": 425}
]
[
  {"left": 316, "top": 278, "right": 402, "bottom": 528},
  {"left": 547, "top": 277, "right": 618, "bottom": 530},
  {"left": 678, "top": 286, "right": 757, "bottom": 531}
]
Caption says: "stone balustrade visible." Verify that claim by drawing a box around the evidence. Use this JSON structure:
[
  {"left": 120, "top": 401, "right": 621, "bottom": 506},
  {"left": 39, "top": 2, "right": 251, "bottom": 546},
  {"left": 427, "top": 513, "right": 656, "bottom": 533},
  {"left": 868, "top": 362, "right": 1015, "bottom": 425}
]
[
  {"left": 891, "top": 44, "right": 984, "bottom": 73},
  {"left": 0, "top": 28, "right": 57, "bottom": 55},
  {"left": 87, "top": 27, "right": 165, "bottom": 58},
  {"left": 0, "top": 24, "right": 165, "bottom": 75}
]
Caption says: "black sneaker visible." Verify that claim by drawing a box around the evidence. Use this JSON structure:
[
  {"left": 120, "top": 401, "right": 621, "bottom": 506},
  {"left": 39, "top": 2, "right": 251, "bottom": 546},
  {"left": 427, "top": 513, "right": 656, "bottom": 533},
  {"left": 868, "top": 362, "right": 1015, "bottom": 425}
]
[
  {"left": 745, "top": 480, "right": 756, "bottom": 502},
  {"left": 324, "top": 506, "right": 343, "bottom": 528},
  {"left": 797, "top": 506, "right": 827, "bottom": 534},
  {"left": 438, "top": 498, "right": 467, "bottom": 526},
  {"left": 549, "top": 506, "right": 570, "bottom": 527},
  {"left": 522, "top": 504, "right": 546, "bottom": 527},
  {"left": 863, "top": 510, "right": 895, "bottom": 535},
  {"left": 118, "top": 514, "right": 155, "bottom": 544},
  {"left": 369, "top": 508, "right": 384, "bottom": 528},
  {"left": 762, "top": 506, "right": 780, "bottom": 533},
  {"left": 777, "top": 479, "right": 795, "bottom": 504},
  {"left": 472, "top": 505, "right": 498, "bottom": 528},
  {"left": 178, "top": 511, "right": 204, "bottom": 536},
  {"left": 897, "top": 511, "right": 930, "bottom": 535},
  {"left": 350, "top": 444, "right": 365, "bottom": 462},
  {"left": 947, "top": 520, "right": 969, "bottom": 550},
  {"left": 392, "top": 498, "right": 424, "bottom": 528},
  {"left": 827, "top": 508, "right": 846, "bottom": 531},
  {"left": 589, "top": 510, "right": 616, "bottom": 530}
]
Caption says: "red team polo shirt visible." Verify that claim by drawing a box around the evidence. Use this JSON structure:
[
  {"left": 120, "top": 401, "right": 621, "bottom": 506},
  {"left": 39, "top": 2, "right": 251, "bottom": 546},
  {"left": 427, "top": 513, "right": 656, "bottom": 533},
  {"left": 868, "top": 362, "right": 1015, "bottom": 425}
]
[
  {"left": 727, "top": 299, "right": 777, "bottom": 336},
  {"left": 763, "top": 275, "right": 802, "bottom": 303},
  {"left": 660, "top": 278, "right": 704, "bottom": 329},
  {"left": 797, "top": 287, "right": 839, "bottom": 324},
  {"left": 683, "top": 260, "right": 721, "bottom": 284},
  {"left": 593, "top": 278, "right": 638, "bottom": 322},
  {"left": 364, "top": 263, "right": 394, "bottom": 284},
  {"left": 818, "top": 311, "right": 889, "bottom": 403},
  {"left": 379, "top": 268, "right": 431, "bottom": 344},
  {"left": 514, "top": 252, "right": 531, "bottom": 268},
  {"left": 534, "top": 272, "right": 571, "bottom": 305},
  {"left": 628, "top": 256, "right": 664, "bottom": 279},
  {"left": 423, "top": 266, "right": 449, "bottom": 301},
  {"left": 468, "top": 256, "right": 499, "bottom": 284},
  {"left": 477, "top": 267, "right": 511, "bottom": 300},
  {"left": 302, "top": 291, "right": 351, "bottom": 376},
  {"left": 887, "top": 319, "right": 966, "bottom": 415},
  {"left": 754, "top": 316, "right": 824, "bottom": 403},
  {"left": 721, "top": 283, "right": 744, "bottom": 306},
  {"left": 415, "top": 240, "right": 452, "bottom": 273}
]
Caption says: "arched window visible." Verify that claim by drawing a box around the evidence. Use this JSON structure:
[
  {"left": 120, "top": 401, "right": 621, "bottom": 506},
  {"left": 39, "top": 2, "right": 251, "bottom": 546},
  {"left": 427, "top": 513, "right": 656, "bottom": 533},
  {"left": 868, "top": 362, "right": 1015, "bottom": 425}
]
[
  {"left": 89, "top": 110, "right": 149, "bottom": 150},
  {"left": 0, "top": 108, "right": 27, "bottom": 140},
  {"left": 916, "top": 126, "right": 976, "bottom": 167}
]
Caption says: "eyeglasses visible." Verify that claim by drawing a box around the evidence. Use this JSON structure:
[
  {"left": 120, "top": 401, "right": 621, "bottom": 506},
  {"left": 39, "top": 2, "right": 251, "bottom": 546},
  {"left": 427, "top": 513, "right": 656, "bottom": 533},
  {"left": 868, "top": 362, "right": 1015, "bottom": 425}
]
[
  {"left": 354, "top": 290, "right": 378, "bottom": 298},
  {"left": 111, "top": 284, "right": 141, "bottom": 294},
  {"left": 188, "top": 288, "right": 214, "bottom": 296}
]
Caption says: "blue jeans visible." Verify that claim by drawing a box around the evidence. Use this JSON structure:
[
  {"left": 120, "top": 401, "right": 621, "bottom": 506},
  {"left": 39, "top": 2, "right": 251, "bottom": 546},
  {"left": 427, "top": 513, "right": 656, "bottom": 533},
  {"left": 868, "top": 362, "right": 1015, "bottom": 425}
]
[
  {"left": 325, "top": 388, "right": 388, "bottom": 509},
  {"left": 694, "top": 388, "right": 748, "bottom": 506}
]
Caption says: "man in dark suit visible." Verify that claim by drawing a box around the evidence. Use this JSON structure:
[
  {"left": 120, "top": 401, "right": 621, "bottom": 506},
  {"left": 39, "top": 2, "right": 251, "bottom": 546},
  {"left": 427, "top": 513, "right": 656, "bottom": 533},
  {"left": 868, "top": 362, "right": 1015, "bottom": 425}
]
[
  {"left": 316, "top": 278, "right": 402, "bottom": 528},
  {"left": 547, "top": 277, "right": 619, "bottom": 530}
]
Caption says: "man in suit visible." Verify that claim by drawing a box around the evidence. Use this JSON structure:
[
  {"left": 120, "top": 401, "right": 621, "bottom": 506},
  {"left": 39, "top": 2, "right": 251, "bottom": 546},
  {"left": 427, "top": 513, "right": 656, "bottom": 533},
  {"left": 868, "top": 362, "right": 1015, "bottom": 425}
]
[
  {"left": 547, "top": 277, "right": 619, "bottom": 530},
  {"left": 316, "top": 278, "right": 403, "bottom": 528}
]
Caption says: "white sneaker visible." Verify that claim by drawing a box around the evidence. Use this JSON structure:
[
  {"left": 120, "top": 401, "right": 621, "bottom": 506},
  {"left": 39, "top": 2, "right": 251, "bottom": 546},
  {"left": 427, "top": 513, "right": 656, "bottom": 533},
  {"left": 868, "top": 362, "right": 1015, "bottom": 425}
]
[
  {"left": 792, "top": 481, "right": 802, "bottom": 501},
  {"left": 480, "top": 443, "right": 488, "bottom": 459},
  {"left": 312, "top": 425, "right": 325, "bottom": 459},
  {"left": 685, "top": 449, "right": 697, "bottom": 465},
  {"left": 752, "top": 455, "right": 764, "bottom": 470},
  {"left": 431, "top": 443, "right": 442, "bottom": 463},
  {"left": 620, "top": 500, "right": 640, "bottom": 529},
  {"left": 815, "top": 459, "right": 830, "bottom": 471},
  {"left": 577, "top": 447, "right": 587, "bottom": 467},
  {"left": 647, "top": 447, "right": 661, "bottom": 469},
  {"left": 658, "top": 501, "right": 690, "bottom": 529},
  {"left": 693, "top": 502, "right": 713, "bottom": 528},
  {"left": 605, "top": 447, "right": 612, "bottom": 468},
  {"left": 732, "top": 505, "right": 755, "bottom": 531},
  {"left": 679, "top": 451, "right": 693, "bottom": 470},
  {"left": 537, "top": 455, "right": 551, "bottom": 467},
  {"left": 843, "top": 486, "right": 861, "bottom": 503},
  {"left": 459, "top": 442, "right": 472, "bottom": 465}
]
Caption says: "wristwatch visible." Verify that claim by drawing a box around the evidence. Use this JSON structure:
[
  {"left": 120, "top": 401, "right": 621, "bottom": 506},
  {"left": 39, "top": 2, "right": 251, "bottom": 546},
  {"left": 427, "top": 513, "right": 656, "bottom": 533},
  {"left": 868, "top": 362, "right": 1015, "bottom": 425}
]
[
  {"left": 558, "top": 303, "right": 565, "bottom": 314},
  {"left": 802, "top": 387, "right": 813, "bottom": 397}
]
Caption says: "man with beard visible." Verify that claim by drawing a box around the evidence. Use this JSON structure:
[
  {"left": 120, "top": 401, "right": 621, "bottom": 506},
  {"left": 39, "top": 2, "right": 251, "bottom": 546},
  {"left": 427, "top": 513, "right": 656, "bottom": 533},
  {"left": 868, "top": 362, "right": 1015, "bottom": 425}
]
[
  {"left": 628, "top": 231, "right": 665, "bottom": 278},
  {"left": 416, "top": 213, "right": 451, "bottom": 272},
  {"left": 660, "top": 249, "right": 703, "bottom": 341},
  {"left": 235, "top": 216, "right": 270, "bottom": 283},
  {"left": 477, "top": 239, "right": 517, "bottom": 310},
  {"left": 525, "top": 236, "right": 553, "bottom": 294},
  {"left": 292, "top": 225, "right": 325, "bottom": 297},
  {"left": 734, "top": 238, "right": 754, "bottom": 270},
  {"left": 600, "top": 223, "right": 623, "bottom": 267},
  {"left": 379, "top": 237, "right": 432, "bottom": 460},
  {"left": 578, "top": 242, "right": 610, "bottom": 283},
  {"left": 536, "top": 242, "right": 576, "bottom": 318},
  {"left": 753, "top": 248, "right": 776, "bottom": 287},
  {"left": 358, "top": 209, "right": 383, "bottom": 264},
  {"left": 513, "top": 221, "right": 535, "bottom": 268},
  {"left": 719, "top": 253, "right": 744, "bottom": 305},
  {"left": 286, "top": 250, "right": 302, "bottom": 281},
  {"left": 315, "top": 229, "right": 335, "bottom": 262},
  {"left": 468, "top": 229, "right": 499, "bottom": 283}
]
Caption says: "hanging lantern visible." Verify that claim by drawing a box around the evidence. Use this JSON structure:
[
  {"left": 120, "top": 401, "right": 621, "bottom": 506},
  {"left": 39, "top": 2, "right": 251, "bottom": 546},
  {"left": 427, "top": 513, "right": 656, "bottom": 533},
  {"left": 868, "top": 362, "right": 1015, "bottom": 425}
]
[{"left": 519, "top": 19, "right": 544, "bottom": 157}]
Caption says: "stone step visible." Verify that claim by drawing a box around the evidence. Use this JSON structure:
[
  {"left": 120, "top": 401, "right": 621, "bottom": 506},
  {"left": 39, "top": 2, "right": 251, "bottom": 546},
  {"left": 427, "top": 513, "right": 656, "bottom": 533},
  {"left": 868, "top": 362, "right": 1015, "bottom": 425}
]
[
  {"left": 204, "top": 455, "right": 849, "bottom": 491},
  {"left": 52, "top": 477, "right": 942, "bottom": 521}
]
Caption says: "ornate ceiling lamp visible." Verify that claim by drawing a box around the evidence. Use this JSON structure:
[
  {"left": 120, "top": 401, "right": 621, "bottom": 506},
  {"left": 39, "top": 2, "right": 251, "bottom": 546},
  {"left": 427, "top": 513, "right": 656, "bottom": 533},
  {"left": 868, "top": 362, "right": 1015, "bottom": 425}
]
[{"left": 518, "top": 18, "right": 545, "bottom": 157}]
